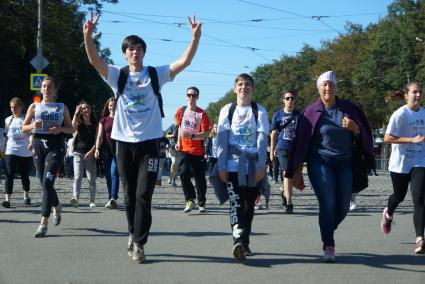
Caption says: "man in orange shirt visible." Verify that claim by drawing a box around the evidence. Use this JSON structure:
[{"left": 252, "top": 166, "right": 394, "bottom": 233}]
[{"left": 175, "top": 86, "right": 211, "bottom": 213}]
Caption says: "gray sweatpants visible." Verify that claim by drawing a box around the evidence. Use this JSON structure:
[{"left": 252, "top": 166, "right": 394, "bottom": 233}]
[{"left": 72, "top": 152, "right": 97, "bottom": 202}]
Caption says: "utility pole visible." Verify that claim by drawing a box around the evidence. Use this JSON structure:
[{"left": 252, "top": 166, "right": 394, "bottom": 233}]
[
  {"left": 37, "top": 0, "right": 42, "bottom": 74},
  {"left": 30, "top": 0, "right": 49, "bottom": 101}
]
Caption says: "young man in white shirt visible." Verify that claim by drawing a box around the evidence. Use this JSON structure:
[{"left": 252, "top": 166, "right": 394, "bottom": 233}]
[
  {"left": 83, "top": 11, "right": 202, "bottom": 263},
  {"left": 217, "top": 73, "right": 270, "bottom": 260}
]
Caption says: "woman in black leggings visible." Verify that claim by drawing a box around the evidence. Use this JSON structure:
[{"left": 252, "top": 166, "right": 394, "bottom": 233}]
[
  {"left": 381, "top": 82, "right": 425, "bottom": 254},
  {"left": 3, "top": 97, "right": 33, "bottom": 208},
  {"left": 22, "top": 76, "right": 74, "bottom": 238}
]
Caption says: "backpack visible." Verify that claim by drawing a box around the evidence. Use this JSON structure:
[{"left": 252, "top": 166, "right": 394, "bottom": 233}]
[
  {"left": 228, "top": 102, "right": 258, "bottom": 126},
  {"left": 176, "top": 106, "right": 188, "bottom": 127},
  {"left": 276, "top": 110, "right": 299, "bottom": 133},
  {"left": 117, "top": 66, "right": 164, "bottom": 118}
]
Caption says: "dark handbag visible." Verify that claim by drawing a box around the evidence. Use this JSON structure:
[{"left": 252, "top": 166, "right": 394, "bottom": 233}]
[{"left": 352, "top": 141, "right": 369, "bottom": 193}]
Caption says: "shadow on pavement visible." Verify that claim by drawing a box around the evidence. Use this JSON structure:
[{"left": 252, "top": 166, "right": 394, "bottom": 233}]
[{"left": 145, "top": 252, "right": 425, "bottom": 271}]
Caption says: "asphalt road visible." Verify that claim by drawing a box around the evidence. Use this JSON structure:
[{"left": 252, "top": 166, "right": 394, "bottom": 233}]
[{"left": 0, "top": 173, "right": 424, "bottom": 284}]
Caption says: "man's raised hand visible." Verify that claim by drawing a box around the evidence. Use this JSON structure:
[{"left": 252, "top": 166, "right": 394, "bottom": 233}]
[
  {"left": 187, "top": 15, "right": 202, "bottom": 39},
  {"left": 83, "top": 10, "right": 100, "bottom": 37}
]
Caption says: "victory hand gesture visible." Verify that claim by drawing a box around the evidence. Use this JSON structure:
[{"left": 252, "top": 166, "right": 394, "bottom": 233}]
[
  {"left": 83, "top": 10, "right": 100, "bottom": 37},
  {"left": 187, "top": 15, "right": 202, "bottom": 39}
]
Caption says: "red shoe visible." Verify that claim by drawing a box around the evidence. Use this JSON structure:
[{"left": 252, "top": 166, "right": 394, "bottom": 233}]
[{"left": 381, "top": 207, "right": 393, "bottom": 234}]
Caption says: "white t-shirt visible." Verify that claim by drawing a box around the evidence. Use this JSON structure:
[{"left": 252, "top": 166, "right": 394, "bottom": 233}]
[
  {"left": 104, "top": 65, "right": 172, "bottom": 143},
  {"left": 66, "top": 138, "right": 74, "bottom": 157},
  {"left": 217, "top": 103, "right": 269, "bottom": 171},
  {"left": 387, "top": 105, "right": 425, "bottom": 173},
  {"left": 5, "top": 116, "right": 32, "bottom": 157}
]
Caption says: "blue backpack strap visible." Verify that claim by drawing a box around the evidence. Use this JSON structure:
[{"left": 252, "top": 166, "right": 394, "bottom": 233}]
[{"left": 148, "top": 66, "right": 165, "bottom": 118}]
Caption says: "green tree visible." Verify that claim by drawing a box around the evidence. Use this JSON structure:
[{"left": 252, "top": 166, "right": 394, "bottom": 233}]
[{"left": 0, "top": 0, "right": 117, "bottom": 125}]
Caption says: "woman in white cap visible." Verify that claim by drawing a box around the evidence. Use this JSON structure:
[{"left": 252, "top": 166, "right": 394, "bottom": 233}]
[{"left": 285, "top": 71, "right": 374, "bottom": 262}]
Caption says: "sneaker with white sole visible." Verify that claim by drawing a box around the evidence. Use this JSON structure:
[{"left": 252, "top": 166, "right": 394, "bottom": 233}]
[
  {"left": 323, "top": 246, "right": 335, "bottom": 263},
  {"left": 34, "top": 224, "right": 48, "bottom": 238},
  {"left": 105, "top": 200, "right": 112, "bottom": 209},
  {"left": 349, "top": 201, "right": 357, "bottom": 211},
  {"left": 198, "top": 201, "right": 206, "bottom": 213},
  {"left": 232, "top": 242, "right": 246, "bottom": 260},
  {"left": 89, "top": 202, "right": 96, "bottom": 209},
  {"left": 415, "top": 238, "right": 425, "bottom": 254},
  {"left": 70, "top": 197, "right": 78, "bottom": 208},
  {"left": 24, "top": 197, "right": 31, "bottom": 206},
  {"left": 132, "top": 243, "right": 145, "bottom": 263},
  {"left": 127, "top": 234, "right": 134, "bottom": 257},
  {"left": 184, "top": 200, "right": 195, "bottom": 213},
  {"left": 110, "top": 199, "right": 118, "bottom": 209}
]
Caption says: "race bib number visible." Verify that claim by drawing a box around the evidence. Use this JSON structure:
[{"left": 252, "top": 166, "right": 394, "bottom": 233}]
[{"left": 147, "top": 158, "right": 159, "bottom": 172}]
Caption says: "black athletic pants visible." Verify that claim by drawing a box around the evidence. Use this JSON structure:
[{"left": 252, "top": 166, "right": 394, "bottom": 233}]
[
  {"left": 115, "top": 139, "right": 159, "bottom": 246},
  {"left": 227, "top": 172, "right": 260, "bottom": 246},
  {"left": 4, "top": 155, "right": 32, "bottom": 194},
  {"left": 178, "top": 153, "right": 207, "bottom": 205},
  {"left": 32, "top": 135, "right": 64, "bottom": 218}
]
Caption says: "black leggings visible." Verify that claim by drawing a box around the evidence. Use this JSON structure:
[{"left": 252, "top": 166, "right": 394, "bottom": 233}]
[
  {"left": 389, "top": 169, "right": 425, "bottom": 237},
  {"left": 32, "top": 135, "right": 65, "bottom": 218},
  {"left": 115, "top": 139, "right": 158, "bottom": 246},
  {"left": 410, "top": 168, "right": 425, "bottom": 237},
  {"left": 4, "top": 155, "right": 32, "bottom": 194},
  {"left": 388, "top": 171, "right": 410, "bottom": 216}
]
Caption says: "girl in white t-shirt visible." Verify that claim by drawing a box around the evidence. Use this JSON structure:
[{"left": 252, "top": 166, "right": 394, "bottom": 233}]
[
  {"left": 2, "top": 97, "right": 33, "bottom": 208},
  {"left": 381, "top": 82, "right": 425, "bottom": 254}
]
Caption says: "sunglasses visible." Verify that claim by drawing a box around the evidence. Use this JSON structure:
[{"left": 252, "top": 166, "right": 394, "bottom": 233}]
[
  {"left": 187, "top": 93, "right": 198, "bottom": 98},
  {"left": 284, "top": 96, "right": 295, "bottom": 101}
]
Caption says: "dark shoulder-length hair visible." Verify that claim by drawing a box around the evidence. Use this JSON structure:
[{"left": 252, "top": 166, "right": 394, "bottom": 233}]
[{"left": 76, "top": 100, "right": 97, "bottom": 125}]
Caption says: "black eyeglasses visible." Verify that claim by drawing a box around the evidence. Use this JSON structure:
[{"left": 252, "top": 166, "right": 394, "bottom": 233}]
[
  {"left": 284, "top": 96, "right": 295, "bottom": 101},
  {"left": 187, "top": 93, "right": 198, "bottom": 98}
]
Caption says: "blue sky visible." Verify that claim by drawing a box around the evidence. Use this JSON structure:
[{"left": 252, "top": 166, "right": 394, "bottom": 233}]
[{"left": 88, "top": 0, "right": 394, "bottom": 129}]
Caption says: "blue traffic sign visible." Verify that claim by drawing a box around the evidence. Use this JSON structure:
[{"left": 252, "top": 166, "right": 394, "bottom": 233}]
[{"left": 30, "top": 73, "right": 47, "bottom": 91}]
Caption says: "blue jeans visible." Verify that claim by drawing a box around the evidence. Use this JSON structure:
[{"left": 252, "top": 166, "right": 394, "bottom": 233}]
[
  {"left": 307, "top": 154, "right": 352, "bottom": 249},
  {"left": 103, "top": 156, "right": 119, "bottom": 200}
]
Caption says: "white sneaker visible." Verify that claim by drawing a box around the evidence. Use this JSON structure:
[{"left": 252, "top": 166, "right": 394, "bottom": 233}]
[
  {"left": 254, "top": 202, "right": 262, "bottom": 210},
  {"left": 349, "top": 201, "right": 357, "bottom": 211},
  {"left": 184, "top": 200, "right": 195, "bottom": 213},
  {"left": 110, "top": 198, "right": 118, "bottom": 209},
  {"left": 89, "top": 202, "right": 96, "bottom": 208},
  {"left": 105, "top": 200, "right": 112, "bottom": 209},
  {"left": 199, "top": 206, "right": 206, "bottom": 213}
]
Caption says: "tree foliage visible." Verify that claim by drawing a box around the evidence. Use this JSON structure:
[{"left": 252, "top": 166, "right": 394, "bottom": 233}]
[
  {"left": 0, "top": 0, "right": 117, "bottom": 125},
  {"left": 206, "top": 0, "right": 425, "bottom": 129}
]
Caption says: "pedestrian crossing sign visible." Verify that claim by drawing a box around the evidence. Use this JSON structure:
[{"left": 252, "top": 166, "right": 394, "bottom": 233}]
[{"left": 30, "top": 73, "right": 48, "bottom": 91}]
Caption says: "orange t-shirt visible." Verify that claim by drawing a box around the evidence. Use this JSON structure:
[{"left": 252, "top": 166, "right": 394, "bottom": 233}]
[{"left": 175, "top": 106, "right": 211, "bottom": 156}]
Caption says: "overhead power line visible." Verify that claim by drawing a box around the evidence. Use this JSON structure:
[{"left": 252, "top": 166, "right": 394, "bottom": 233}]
[
  {"left": 101, "top": 11, "right": 273, "bottom": 61},
  {"left": 235, "top": 0, "right": 343, "bottom": 35}
]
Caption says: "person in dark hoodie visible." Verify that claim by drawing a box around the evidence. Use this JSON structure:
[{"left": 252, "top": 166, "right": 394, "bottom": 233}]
[{"left": 285, "top": 71, "right": 374, "bottom": 263}]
